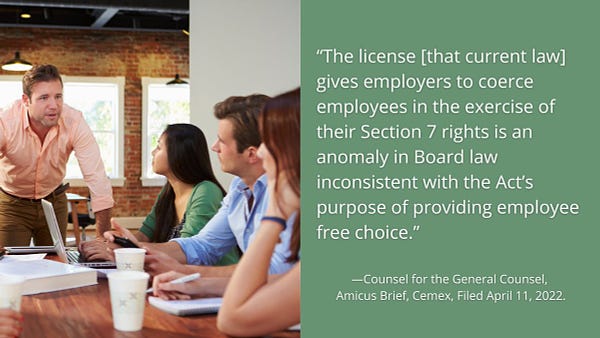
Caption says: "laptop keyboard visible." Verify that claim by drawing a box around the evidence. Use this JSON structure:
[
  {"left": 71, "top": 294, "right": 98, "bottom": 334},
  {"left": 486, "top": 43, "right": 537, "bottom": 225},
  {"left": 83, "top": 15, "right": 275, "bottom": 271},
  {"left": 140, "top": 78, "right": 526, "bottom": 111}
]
[
  {"left": 66, "top": 250, "right": 84, "bottom": 263},
  {"left": 65, "top": 249, "right": 117, "bottom": 268}
]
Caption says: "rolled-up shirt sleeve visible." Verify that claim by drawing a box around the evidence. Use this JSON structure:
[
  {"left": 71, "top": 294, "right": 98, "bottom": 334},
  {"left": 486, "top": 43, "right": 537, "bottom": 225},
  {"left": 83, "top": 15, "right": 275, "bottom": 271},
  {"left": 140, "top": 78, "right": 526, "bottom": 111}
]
[{"left": 267, "top": 215, "right": 296, "bottom": 274}]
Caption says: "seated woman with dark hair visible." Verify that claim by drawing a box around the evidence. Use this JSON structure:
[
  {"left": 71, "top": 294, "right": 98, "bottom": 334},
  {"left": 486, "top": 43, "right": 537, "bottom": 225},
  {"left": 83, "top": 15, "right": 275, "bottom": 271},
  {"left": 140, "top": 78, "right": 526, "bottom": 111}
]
[{"left": 81, "top": 124, "right": 238, "bottom": 266}]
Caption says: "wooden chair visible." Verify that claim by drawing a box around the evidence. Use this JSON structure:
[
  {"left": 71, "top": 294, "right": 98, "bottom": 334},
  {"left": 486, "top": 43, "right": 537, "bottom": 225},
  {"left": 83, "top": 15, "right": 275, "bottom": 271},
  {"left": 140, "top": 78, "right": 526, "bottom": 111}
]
[{"left": 68, "top": 197, "right": 95, "bottom": 243}]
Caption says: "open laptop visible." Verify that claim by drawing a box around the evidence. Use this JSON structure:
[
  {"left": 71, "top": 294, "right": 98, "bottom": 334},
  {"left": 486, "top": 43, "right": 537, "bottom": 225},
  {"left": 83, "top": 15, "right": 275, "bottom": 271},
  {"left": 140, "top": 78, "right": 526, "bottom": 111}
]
[{"left": 6, "top": 199, "right": 116, "bottom": 268}]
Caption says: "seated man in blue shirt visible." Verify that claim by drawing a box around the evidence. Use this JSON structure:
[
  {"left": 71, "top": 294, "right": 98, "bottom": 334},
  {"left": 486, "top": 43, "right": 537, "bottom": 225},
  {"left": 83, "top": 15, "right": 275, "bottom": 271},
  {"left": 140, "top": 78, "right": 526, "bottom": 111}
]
[{"left": 89, "top": 94, "right": 295, "bottom": 278}]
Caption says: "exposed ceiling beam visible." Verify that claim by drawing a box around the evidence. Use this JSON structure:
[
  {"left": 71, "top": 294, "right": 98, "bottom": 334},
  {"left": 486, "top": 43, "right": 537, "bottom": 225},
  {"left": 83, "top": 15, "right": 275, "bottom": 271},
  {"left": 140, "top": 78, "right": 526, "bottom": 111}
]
[
  {"left": 0, "top": 0, "right": 188, "bottom": 14},
  {"left": 0, "top": 22, "right": 184, "bottom": 32},
  {"left": 91, "top": 8, "right": 118, "bottom": 28}
]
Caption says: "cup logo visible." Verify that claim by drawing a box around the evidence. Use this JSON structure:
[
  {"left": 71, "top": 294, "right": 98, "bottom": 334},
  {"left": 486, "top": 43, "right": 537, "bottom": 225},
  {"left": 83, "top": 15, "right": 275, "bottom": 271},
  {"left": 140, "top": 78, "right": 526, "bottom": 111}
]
[
  {"left": 0, "top": 297, "right": 21, "bottom": 311},
  {"left": 111, "top": 291, "right": 145, "bottom": 313}
]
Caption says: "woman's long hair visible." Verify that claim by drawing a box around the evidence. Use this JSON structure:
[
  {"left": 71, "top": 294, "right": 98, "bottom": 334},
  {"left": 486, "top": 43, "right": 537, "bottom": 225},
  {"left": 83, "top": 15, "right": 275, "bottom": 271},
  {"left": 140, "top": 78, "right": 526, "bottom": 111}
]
[
  {"left": 259, "top": 88, "right": 300, "bottom": 262},
  {"left": 152, "top": 124, "right": 226, "bottom": 242}
]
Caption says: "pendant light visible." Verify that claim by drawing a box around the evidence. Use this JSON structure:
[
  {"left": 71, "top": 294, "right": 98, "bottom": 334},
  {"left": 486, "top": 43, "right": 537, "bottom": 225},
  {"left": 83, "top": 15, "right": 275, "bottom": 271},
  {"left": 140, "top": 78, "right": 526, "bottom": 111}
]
[
  {"left": 2, "top": 51, "right": 33, "bottom": 72},
  {"left": 166, "top": 74, "right": 188, "bottom": 85}
]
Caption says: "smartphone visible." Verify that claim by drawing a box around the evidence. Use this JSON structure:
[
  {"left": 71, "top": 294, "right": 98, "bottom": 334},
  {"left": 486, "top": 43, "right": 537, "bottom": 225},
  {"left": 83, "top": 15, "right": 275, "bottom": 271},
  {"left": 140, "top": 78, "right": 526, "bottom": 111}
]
[{"left": 113, "top": 236, "right": 139, "bottom": 248}]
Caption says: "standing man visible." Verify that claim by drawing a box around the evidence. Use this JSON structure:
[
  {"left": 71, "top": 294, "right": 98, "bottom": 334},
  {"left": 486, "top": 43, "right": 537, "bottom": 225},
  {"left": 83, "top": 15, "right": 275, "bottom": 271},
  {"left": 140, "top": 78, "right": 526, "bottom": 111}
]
[{"left": 0, "top": 64, "right": 113, "bottom": 247}]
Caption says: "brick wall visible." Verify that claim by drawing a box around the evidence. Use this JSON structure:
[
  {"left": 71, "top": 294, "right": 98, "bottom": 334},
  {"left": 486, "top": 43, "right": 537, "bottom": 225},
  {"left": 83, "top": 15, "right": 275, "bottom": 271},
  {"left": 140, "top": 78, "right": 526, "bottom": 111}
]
[{"left": 0, "top": 27, "right": 189, "bottom": 217}]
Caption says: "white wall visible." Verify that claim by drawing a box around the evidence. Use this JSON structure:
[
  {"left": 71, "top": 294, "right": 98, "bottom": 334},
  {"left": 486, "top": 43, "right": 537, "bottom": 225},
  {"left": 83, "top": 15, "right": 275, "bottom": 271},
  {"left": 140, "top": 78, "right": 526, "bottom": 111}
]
[{"left": 190, "top": 0, "right": 300, "bottom": 188}]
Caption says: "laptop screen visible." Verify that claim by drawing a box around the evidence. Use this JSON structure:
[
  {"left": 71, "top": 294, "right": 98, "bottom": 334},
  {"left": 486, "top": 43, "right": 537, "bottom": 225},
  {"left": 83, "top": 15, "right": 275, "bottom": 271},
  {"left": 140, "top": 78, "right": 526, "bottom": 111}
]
[{"left": 41, "top": 199, "right": 69, "bottom": 264}]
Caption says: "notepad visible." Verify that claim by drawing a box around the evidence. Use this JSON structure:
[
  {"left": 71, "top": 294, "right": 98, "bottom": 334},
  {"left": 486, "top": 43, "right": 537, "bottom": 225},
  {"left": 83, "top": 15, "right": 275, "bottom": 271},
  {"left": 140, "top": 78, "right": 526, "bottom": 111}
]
[
  {"left": 148, "top": 296, "right": 301, "bottom": 331},
  {"left": 148, "top": 296, "right": 222, "bottom": 316}
]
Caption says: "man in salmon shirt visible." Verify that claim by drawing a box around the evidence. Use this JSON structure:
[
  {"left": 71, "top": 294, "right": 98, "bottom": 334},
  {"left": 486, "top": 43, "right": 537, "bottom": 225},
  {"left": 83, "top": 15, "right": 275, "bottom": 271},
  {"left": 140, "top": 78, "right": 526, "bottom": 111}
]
[{"left": 0, "top": 64, "right": 114, "bottom": 247}]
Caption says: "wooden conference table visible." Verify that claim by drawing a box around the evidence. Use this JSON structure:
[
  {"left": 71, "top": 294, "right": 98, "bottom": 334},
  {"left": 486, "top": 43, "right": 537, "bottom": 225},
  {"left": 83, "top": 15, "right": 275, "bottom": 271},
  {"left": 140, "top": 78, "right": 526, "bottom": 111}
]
[{"left": 20, "top": 257, "right": 300, "bottom": 338}]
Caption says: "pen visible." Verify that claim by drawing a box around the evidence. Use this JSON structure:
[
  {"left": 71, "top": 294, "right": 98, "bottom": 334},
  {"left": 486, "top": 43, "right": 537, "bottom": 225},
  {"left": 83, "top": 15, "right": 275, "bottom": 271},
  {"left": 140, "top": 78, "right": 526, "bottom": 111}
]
[{"left": 146, "top": 272, "right": 201, "bottom": 293}]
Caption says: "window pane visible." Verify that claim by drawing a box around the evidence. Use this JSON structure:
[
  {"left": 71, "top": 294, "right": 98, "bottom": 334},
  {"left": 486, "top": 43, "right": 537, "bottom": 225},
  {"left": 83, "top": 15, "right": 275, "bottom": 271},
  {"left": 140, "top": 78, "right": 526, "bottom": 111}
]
[
  {"left": 0, "top": 81, "right": 22, "bottom": 108},
  {"left": 144, "top": 83, "right": 190, "bottom": 179},
  {"left": 64, "top": 82, "right": 119, "bottom": 179},
  {"left": 64, "top": 83, "right": 116, "bottom": 131}
]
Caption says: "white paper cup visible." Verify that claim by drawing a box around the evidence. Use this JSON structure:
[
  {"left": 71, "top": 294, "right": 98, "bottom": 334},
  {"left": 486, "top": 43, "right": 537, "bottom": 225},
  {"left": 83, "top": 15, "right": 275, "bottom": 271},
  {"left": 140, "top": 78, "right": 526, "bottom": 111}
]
[
  {"left": 114, "top": 248, "right": 146, "bottom": 271},
  {"left": 107, "top": 270, "right": 149, "bottom": 331},
  {"left": 0, "top": 275, "right": 25, "bottom": 311}
]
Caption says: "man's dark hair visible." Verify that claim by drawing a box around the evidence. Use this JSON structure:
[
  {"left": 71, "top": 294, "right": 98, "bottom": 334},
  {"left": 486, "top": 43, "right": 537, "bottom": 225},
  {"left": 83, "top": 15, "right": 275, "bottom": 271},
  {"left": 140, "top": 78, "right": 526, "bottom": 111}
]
[
  {"left": 213, "top": 94, "right": 270, "bottom": 152},
  {"left": 22, "top": 64, "right": 63, "bottom": 98}
]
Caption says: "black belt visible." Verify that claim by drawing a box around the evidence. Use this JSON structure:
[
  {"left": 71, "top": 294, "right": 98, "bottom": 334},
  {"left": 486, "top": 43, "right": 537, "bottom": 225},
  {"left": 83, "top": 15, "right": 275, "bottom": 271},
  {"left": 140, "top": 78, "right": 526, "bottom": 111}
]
[{"left": 0, "top": 183, "right": 70, "bottom": 203}]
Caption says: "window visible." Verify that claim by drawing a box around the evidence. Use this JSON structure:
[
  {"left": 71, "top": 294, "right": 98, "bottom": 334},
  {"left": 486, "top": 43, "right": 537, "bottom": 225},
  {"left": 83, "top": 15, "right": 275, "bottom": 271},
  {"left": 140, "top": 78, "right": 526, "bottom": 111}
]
[
  {"left": 62, "top": 76, "right": 125, "bottom": 186},
  {"left": 0, "top": 75, "right": 125, "bottom": 187},
  {"left": 0, "top": 75, "right": 22, "bottom": 104},
  {"left": 141, "top": 77, "right": 190, "bottom": 186}
]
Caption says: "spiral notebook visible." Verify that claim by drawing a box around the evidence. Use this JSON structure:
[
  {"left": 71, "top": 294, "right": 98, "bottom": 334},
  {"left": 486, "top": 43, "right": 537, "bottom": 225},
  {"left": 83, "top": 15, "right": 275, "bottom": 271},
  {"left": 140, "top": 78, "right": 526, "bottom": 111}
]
[
  {"left": 148, "top": 296, "right": 301, "bottom": 331},
  {"left": 148, "top": 296, "right": 222, "bottom": 316}
]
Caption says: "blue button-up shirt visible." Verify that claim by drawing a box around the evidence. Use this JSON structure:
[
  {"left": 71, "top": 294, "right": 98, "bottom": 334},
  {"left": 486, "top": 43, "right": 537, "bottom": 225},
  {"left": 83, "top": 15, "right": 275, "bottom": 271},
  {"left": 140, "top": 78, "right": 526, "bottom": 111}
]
[{"left": 172, "top": 174, "right": 294, "bottom": 274}]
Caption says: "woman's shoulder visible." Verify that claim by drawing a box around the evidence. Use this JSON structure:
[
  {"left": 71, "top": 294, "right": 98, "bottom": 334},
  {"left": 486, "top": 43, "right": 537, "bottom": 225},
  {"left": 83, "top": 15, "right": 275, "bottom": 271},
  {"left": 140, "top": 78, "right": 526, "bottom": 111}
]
[
  {"left": 191, "top": 180, "right": 224, "bottom": 198},
  {"left": 186, "top": 181, "right": 224, "bottom": 214}
]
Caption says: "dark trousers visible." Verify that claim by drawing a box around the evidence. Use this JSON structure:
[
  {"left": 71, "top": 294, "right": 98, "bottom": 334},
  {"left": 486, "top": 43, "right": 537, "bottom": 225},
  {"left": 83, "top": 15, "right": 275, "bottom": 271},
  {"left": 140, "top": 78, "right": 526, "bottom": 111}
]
[{"left": 0, "top": 187, "right": 68, "bottom": 246}]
